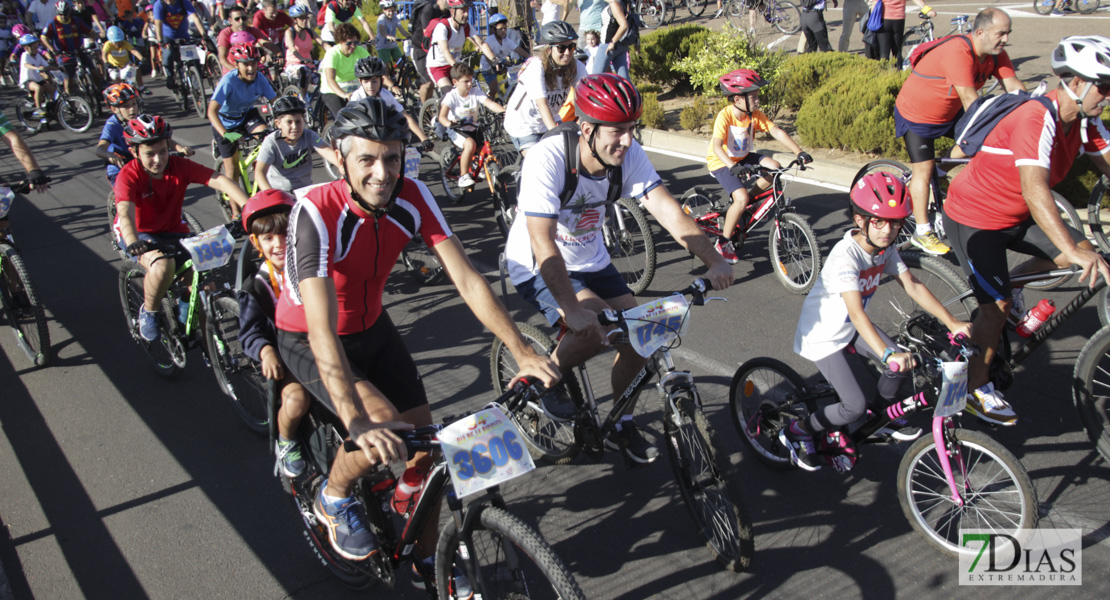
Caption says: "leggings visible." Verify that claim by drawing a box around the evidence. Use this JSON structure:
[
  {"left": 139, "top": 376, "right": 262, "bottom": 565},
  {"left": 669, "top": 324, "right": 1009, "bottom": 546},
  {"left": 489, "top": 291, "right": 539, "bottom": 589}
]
[
  {"left": 807, "top": 330, "right": 907, "bottom": 432},
  {"left": 876, "top": 19, "right": 907, "bottom": 66}
]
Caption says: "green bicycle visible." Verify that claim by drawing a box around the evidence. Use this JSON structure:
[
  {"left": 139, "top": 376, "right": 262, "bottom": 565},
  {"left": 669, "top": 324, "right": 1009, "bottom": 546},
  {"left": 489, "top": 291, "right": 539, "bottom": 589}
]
[{"left": 212, "top": 129, "right": 271, "bottom": 222}]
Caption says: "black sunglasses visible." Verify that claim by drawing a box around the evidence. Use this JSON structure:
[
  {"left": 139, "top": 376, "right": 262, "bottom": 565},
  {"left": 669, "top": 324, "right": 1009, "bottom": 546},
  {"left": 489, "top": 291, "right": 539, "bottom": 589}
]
[{"left": 553, "top": 43, "right": 575, "bottom": 53}]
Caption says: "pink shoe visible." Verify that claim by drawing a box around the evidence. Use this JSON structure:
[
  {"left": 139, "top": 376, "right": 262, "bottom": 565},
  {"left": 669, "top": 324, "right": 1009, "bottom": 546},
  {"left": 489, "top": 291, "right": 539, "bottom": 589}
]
[{"left": 714, "top": 238, "right": 739, "bottom": 264}]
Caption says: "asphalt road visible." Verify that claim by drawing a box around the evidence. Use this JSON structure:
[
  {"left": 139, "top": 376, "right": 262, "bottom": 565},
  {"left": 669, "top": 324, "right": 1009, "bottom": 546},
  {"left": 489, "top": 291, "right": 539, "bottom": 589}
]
[{"left": 4, "top": 6, "right": 1110, "bottom": 598}]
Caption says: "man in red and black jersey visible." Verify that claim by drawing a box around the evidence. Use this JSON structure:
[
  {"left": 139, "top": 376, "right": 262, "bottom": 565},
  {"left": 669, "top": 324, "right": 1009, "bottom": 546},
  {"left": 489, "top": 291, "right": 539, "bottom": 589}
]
[
  {"left": 275, "top": 97, "right": 559, "bottom": 564},
  {"left": 114, "top": 114, "right": 248, "bottom": 343},
  {"left": 943, "top": 36, "right": 1110, "bottom": 426},
  {"left": 40, "top": 0, "right": 99, "bottom": 95}
]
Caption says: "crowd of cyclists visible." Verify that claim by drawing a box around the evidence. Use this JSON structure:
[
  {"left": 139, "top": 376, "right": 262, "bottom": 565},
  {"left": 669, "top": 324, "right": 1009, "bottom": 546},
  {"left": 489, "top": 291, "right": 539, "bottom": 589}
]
[{"left": 3, "top": 0, "right": 1110, "bottom": 593}]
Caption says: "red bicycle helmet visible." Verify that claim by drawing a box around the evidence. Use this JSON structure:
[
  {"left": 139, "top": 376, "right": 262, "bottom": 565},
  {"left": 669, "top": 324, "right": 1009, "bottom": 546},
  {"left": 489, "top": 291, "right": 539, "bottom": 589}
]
[
  {"left": 123, "top": 114, "right": 172, "bottom": 145},
  {"left": 242, "top": 189, "right": 296, "bottom": 231},
  {"left": 229, "top": 43, "right": 259, "bottom": 63},
  {"left": 574, "top": 74, "right": 642, "bottom": 126},
  {"left": 446, "top": 0, "right": 469, "bottom": 8},
  {"left": 850, "top": 173, "right": 911, "bottom": 220},
  {"left": 103, "top": 82, "right": 139, "bottom": 107},
  {"left": 719, "top": 69, "right": 767, "bottom": 97}
]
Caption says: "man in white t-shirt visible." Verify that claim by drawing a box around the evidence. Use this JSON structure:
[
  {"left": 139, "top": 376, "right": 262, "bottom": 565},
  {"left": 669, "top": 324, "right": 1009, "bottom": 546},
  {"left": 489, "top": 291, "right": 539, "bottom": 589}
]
[
  {"left": 25, "top": 0, "right": 58, "bottom": 30},
  {"left": 426, "top": 0, "right": 496, "bottom": 91},
  {"left": 504, "top": 74, "right": 732, "bottom": 463}
]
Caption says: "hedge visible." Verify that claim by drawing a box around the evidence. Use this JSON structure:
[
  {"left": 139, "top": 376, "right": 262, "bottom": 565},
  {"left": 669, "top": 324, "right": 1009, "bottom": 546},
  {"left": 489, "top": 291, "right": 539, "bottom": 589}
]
[
  {"left": 795, "top": 61, "right": 909, "bottom": 158},
  {"left": 776, "top": 52, "right": 874, "bottom": 112},
  {"left": 631, "top": 24, "right": 712, "bottom": 94}
]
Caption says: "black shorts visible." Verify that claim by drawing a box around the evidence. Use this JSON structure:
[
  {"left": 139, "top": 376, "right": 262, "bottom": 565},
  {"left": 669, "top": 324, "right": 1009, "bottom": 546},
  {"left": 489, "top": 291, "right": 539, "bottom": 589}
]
[
  {"left": 211, "top": 108, "right": 267, "bottom": 159},
  {"left": 414, "top": 54, "right": 432, "bottom": 85},
  {"left": 943, "top": 213, "right": 1086, "bottom": 303},
  {"left": 277, "top": 312, "right": 428, "bottom": 417},
  {"left": 895, "top": 106, "right": 958, "bottom": 164}
]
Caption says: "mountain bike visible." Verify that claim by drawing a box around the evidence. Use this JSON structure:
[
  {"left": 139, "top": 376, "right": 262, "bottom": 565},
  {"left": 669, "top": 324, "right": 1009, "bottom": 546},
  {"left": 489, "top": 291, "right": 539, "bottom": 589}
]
[
  {"left": 637, "top": 0, "right": 676, "bottom": 28},
  {"left": 680, "top": 158, "right": 821, "bottom": 294},
  {"left": 162, "top": 37, "right": 211, "bottom": 118},
  {"left": 1034, "top": 0, "right": 1101, "bottom": 14},
  {"left": 490, "top": 280, "right": 755, "bottom": 572},
  {"left": 390, "top": 53, "right": 423, "bottom": 115},
  {"left": 0, "top": 180, "right": 51, "bottom": 367},
  {"left": 117, "top": 223, "right": 246, "bottom": 384},
  {"left": 724, "top": 0, "right": 802, "bottom": 36},
  {"left": 1083, "top": 175, "right": 1110, "bottom": 254},
  {"left": 274, "top": 382, "right": 586, "bottom": 598},
  {"left": 732, "top": 311, "right": 1038, "bottom": 556},
  {"left": 12, "top": 75, "right": 94, "bottom": 135},
  {"left": 212, "top": 128, "right": 272, "bottom": 221},
  {"left": 279, "top": 65, "right": 327, "bottom": 132},
  {"left": 852, "top": 158, "right": 1083, "bottom": 290},
  {"left": 63, "top": 46, "right": 106, "bottom": 118}
]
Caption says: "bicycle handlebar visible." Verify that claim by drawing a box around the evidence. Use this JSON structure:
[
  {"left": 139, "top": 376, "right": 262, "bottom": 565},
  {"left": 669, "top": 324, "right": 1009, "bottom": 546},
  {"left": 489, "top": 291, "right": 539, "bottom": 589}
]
[
  {"left": 597, "top": 278, "right": 724, "bottom": 327},
  {"left": 1, "top": 177, "right": 50, "bottom": 195}
]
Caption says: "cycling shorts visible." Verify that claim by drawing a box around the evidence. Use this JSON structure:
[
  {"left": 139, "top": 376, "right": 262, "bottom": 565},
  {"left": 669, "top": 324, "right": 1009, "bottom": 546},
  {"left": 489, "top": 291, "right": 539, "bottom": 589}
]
[
  {"left": 447, "top": 125, "right": 484, "bottom": 149},
  {"left": 212, "top": 108, "right": 267, "bottom": 159},
  {"left": 515, "top": 263, "right": 633, "bottom": 326},
  {"left": 277, "top": 312, "right": 429, "bottom": 417},
  {"left": 894, "top": 106, "right": 957, "bottom": 164},
  {"left": 414, "top": 54, "right": 432, "bottom": 85},
  {"left": 943, "top": 213, "right": 1086, "bottom": 303},
  {"left": 710, "top": 153, "right": 764, "bottom": 199},
  {"left": 428, "top": 64, "right": 452, "bottom": 84}
]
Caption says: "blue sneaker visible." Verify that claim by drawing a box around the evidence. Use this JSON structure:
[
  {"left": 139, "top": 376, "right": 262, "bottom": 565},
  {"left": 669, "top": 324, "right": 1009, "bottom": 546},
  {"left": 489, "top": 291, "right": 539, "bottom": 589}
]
[
  {"left": 411, "top": 555, "right": 473, "bottom": 600},
  {"left": 138, "top": 306, "right": 160, "bottom": 342},
  {"left": 312, "top": 480, "right": 380, "bottom": 561},
  {"left": 275, "top": 439, "right": 306, "bottom": 477}
]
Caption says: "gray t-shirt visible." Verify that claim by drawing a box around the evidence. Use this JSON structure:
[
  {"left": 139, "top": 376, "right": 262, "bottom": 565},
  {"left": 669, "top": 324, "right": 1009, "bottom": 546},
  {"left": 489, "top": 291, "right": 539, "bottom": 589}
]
[{"left": 257, "top": 129, "right": 325, "bottom": 192}]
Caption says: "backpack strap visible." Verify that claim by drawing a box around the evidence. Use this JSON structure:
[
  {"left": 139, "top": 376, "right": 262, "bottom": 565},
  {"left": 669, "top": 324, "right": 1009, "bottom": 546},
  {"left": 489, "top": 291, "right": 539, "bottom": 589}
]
[
  {"left": 909, "top": 35, "right": 972, "bottom": 80},
  {"left": 558, "top": 128, "right": 623, "bottom": 208}
]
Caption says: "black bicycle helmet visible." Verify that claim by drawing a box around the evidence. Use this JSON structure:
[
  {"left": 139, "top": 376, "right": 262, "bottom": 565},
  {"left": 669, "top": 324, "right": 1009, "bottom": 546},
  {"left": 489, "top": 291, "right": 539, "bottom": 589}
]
[
  {"left": 331, "top": 97, "right": 411, "bottom": 146},
  {"left": 272, "top": 95, "right": 307, "bottom": 117},
  {"left": 538, "top": 20, "right": 578, "bottom": 46},
  {"left": 354, "top": 56, "right": 388, "bottom": 80}
]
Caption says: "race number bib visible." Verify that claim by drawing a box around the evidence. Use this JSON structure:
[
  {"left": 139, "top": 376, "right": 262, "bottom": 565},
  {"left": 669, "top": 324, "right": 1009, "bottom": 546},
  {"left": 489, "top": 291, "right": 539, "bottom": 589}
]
[
  {"left": 622, "top": 296, "right": 691, "bottom": 358},
  {"left": 934, "top": 361, "right": 969, "bottom": 418},
  {"left": 437, "top": 406, "right": 536, "bottom": 498},
  {"left": 181, "top": 226, "right": 236, "bottom": 272},
  {"left": 0, "top": 187, "right": 13, "bottom": 219},
  {"left": 405, "top": 147, "right": 421, "bottom": 180},
  {"left": 179, "top": 44, "right": 200, "bottom": 62}
]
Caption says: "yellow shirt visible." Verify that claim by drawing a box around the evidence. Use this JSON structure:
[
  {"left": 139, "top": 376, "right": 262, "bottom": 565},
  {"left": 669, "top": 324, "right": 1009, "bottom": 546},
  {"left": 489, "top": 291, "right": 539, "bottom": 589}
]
[
  {"left": 104, "top": 41, "right": 136, "bottom": 68},
  {"left": 706, "top": 107, "right": 773, "bottom": 172}
]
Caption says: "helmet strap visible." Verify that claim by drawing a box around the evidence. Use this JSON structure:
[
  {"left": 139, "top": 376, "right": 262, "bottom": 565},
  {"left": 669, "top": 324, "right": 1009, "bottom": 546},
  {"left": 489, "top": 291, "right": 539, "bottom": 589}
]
[
  {"left": 585, "top": 124, "right": 616, "bottom": 171},
  {"left": 855, "top": 219, "right": 889, "bottom": 257},
  {"left": 1062, "top": 78, "right": 1092, "bottom": 144},
  {"left": 339, "top": 147, "right": 404, "bottom": 218}
]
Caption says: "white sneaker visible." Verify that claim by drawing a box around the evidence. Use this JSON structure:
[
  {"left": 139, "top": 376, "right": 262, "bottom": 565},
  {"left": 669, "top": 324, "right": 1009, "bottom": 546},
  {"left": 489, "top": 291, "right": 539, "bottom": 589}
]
[
  {"left": 965, "top": 383, "right": 1018, "bottom": 426},
  {"left": 1008, "top": 288, "right": 1026, "bottom": 327},
  {"left": 457, "top": 173, "right": 476, "bottom": 188}
]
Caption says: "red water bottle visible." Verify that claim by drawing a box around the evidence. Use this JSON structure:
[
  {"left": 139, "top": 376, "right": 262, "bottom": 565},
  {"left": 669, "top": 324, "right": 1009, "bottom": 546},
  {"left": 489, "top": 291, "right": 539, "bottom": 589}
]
[
  {"left": 391, "top": 466, "right": 425, "bottom": 516},
  {"left": 1015, "top": 299, "right": 1056, "bottom": 338}
]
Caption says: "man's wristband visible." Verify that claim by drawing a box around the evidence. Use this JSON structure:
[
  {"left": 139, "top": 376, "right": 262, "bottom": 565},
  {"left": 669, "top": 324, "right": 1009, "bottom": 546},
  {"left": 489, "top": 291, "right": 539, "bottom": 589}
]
[{"left": 881, "top": 347, "right": 896, "bottom": 365}]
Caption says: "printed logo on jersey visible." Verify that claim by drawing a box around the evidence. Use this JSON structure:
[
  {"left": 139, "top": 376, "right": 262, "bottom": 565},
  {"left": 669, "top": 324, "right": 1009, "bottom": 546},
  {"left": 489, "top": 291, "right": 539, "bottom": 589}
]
[{"left": 282, "top": 148, "right": 311, "bottom": 169}]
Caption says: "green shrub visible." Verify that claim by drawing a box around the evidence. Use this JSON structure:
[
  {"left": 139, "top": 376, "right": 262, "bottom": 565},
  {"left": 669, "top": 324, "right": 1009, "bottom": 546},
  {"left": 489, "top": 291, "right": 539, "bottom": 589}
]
[
  {"left": 795, "top": 62, "right": 909, "bottom": 157},
  {"left": 777, "top": 52, "right": 871, "bottom": 111},
  {"left": 679, "top": 95, "right": 716, "bottom": 132},
  {"left": 641, "top": 92, "right": 665, "bottom": 129},
  {"left": 631, "top": 24, "right": 712, "bottom": 93},
  {"left": 674, "top": 31, "right": 788, "bottom": 117},
  {"left": 639, "top": 83, "right": 664, "bottom": 95}
]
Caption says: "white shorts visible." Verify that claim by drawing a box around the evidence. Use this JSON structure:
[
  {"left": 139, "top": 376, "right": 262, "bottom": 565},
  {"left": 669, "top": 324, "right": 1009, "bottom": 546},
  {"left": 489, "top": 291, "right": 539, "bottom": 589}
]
[{"left": 108, "top": 65, "right": 138, "bottom": 83}]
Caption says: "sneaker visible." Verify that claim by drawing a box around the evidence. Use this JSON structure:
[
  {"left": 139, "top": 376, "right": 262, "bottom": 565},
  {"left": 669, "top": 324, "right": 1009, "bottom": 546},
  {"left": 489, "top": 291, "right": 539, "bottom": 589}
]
[
  {"left": 457, "top": 173, "right": 476, "bottom": 188},
  {"left": 540, "top": 386, "right": 577, "bottom": 421},
  {"left": 31, "top": 108, "right": 44, "bottom": 117},
  {"left": 714, "top": 238, "right": 739, "bottom": 264},
  {"left": 138, "top": 306, "right": 160, "bottom": 342},
  {"left": 275, "top": 439, "right": 306, "bottom": 477},
  {"left": 140, "top": 86, "right": 153, "bottom": 96},
  {"left": 313, "top": 480, "right": 380, "bottom": 561},
  {"left": 1008, "top": 288, "right": 1026, "bottom": 328},
  {"left": 778, "top": 420, "right": 821, "bottom": 471},
  {"left": 713, "top": 7, "right": 724, "bottom": 18},
  {"left": 411, "top": 556, "right": 473, "bottom": 599},
  {"left": 910, "top": 231, "right": 950, "bottom": 255},
  {"left": 604, "top": 419, "right": 660, "bottom": 464},
  {"left": 965, "top": 383, "right": 1018, "bottom": 426},
  {"left": 1051, "top": 8, "right": 1065, "bottom": 14},
  {"left": 876, "top": 417, "right": 923, "bottom": 441}
]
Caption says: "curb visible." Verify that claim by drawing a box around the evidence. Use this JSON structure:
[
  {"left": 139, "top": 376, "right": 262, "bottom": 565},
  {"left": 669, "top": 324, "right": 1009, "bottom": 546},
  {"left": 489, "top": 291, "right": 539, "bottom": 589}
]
[{"left": 639, "top": 127, "right": 860, "bottom": 192}]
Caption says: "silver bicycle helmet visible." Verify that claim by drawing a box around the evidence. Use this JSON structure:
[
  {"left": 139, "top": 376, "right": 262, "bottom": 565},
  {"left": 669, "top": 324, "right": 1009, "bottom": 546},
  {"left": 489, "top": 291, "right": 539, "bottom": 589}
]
[{"left": 1051, "top": 35, "right": 1110, "bottom": 85}]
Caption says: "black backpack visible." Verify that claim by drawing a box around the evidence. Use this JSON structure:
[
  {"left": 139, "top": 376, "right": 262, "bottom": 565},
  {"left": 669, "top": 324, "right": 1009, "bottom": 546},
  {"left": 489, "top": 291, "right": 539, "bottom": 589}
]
[{"left": 539, "top": 122, "right": 623, "bottom": 209}]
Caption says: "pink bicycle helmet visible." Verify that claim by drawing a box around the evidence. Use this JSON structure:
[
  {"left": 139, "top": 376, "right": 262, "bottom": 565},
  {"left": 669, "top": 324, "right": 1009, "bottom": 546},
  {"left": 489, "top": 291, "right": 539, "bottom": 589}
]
[
  {"left": 719, "top": 69, "right": 767, "bottom": 97},
  {"left": 229, "top": 30, "right": 257, "bottom": 46},
  {"left": 11, "top": 24, "right": 30, "bottom": 38},
  {"left": 850, "top": 173, "right": 911, "bottom": 220}
]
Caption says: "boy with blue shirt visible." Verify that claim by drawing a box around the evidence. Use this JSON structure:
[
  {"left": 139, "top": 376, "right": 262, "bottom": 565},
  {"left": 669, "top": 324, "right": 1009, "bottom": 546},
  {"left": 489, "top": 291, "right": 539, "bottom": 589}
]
[
  {"left": 206, "top": 42, "right": 276, "bottom": 216},
  {"left": 97, "top": 82, "right": 194, "bottom": 184}
]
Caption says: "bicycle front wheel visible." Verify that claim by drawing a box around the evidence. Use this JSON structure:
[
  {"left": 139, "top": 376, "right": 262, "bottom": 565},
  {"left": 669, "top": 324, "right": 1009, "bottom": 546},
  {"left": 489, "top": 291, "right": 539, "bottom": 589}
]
[
  {"left": 897, "top": 427, "right": 1038, "bottom": 556},
  {"left": 118, "top": 266, "right": 181, "bottom": 378},
  {"left": 686, "top": 0, "right": 708, "bottom": 17},
  {"left": 1087, "top": 175, "right": 1110, "bottom": 253},
  {"left": 206, "top": 295, "right": 269, "bottom": 433},
  {"left": 606, "top": 198, "right": 656, "bottom": 295},
  {"left": 435, "top": 506, "right": 585, "bottom": 600},
  {"left": 769, "top": 211, "right": 821, "bottom": 294},
  {"left": 58, "top": 95, "right": 94, "bottom": 134},
  {"left": 638, "top": 0, "right": 670, "bottom": 28},
  {"left": 490, "top": 321, "right": 581, "bottom": 464},
  {"left": 852, "top": 160, "right": 915, "bottom": 250},
  {"left": 866, "top": 251, "right": 978, "bottom": 337},
  {"left": 401, "top": 235, "right": 445, "bottom": 285},
  {"left": 730, "top": 357, "right": 810, "bottom": 469},
  {"left": 186, "top": 65, "right": 207, "bottom": 119},
  {"left": 418, "top": 98, "right": 440, "bottom": 140},
  {"left": 1076, "top": 0, "right": 1100, "bottom": 13},
  {"left": 1032, "top": 0, "right": 1055, "bottom": 14},
  {"left": 0, "top": 244, "right": 50, "bottom": 367},
  {"left": 1072, "top": 325, "right": 1110, "bottom": 462},
  {"left": 767, "top": 1, "right": 802, "bottom": 35},
  {"left": 665, "top": 391, "right": 754, "bottom": 572}
]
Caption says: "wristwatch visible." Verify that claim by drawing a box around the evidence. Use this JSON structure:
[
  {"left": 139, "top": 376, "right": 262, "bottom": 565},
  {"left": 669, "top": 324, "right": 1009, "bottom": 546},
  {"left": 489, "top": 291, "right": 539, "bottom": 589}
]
[{"left": 882, "top": 347, "right": 896, "bottom": 365}]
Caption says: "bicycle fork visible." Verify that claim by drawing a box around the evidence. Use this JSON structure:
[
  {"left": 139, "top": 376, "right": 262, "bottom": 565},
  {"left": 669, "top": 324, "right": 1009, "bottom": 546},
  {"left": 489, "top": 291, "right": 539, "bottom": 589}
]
[{"left": 930, "top": 416, "right": 968, "bottom": 506}]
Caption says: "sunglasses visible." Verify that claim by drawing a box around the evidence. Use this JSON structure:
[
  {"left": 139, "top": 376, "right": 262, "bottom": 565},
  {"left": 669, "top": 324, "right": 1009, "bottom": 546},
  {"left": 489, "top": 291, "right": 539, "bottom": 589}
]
[
  {"left": 553, "top": 43, "right": 575, "bottom": 53},
  {"left": 343, "top": 41, "right": 357, "bottom": 47},
  {"left": 867, "top": 217, "right": 904, "bottom": 230},
  {"left": 231, "top": 16, "right": 244, "bottom": 22},
  {"left": 1097, "top": 84, "right": 1110, "bottom": 95}
]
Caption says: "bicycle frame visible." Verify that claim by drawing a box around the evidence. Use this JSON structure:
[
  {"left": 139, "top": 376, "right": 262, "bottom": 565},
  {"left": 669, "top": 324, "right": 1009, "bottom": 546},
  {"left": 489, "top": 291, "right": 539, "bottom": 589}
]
[{"left": 690, "top": 163, "right": 797, "bottom": 240}]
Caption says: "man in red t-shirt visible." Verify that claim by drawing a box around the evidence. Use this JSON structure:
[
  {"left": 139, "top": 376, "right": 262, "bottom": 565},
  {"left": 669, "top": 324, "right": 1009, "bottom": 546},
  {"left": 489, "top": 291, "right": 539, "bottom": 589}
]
[
  {"left": 216, "top": 4, "right": 276, "bottom": 72},
  {"left": 252, "top": 0, "right": 294, "bottom": 44},
  {"left": 114, "top": 114, "right": 249, "bottom": 342},
  {"left": 942, "top": 36, "right": 1110, "bottom": 426},
  {"left": 893, "top": 7, "right": 1023, "bottom": 255}
]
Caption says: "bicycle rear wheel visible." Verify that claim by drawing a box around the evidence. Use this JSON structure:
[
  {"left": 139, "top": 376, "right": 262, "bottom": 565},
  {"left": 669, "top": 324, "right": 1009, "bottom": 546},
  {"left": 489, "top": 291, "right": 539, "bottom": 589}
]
[
  {"left": 206, "top": 294, "right": 269, "bottom": 433},
  {"left": 866, "top": 251, "right": 978, "bottom": 337},
  {"left": 58, "top": 95, "right": 94, "bottom": 134},
  {"left": 1032, "top": 0, "right": 1055, "bottom": 14},
  {"left": 897, "top": 427, "right": 1038, "bottom": 556},
  {"left": 1072, "top": 325, "right": 1110, "bottom": 462},
  {"left": 664, "top": 391, "right": 754, "bottom": 572},
  {"left": 686, "top": 0, "right": 708, "bottom": 17},
  {"left": 0, "top": 244, "right": 50, "bottom": 367},
  {"left": 419, "top": 98, "right": 440, "bottom": 140},
  {"left": 606, "top": 198, "right": 656, "bottom": 295},
  {"left": 730, "top": 357, "right": 810, "bottom": 469},
  {"left": 490, "top": 322, "right": 581, "bottom": 464},
  {"left": 1086, "top": 176, "right": 1110, "bottom": 253},
  {"left": 435, "top": 506, "right": 585, "bottom": 600},
  {"left": 851, "top": 160, "right": 915, "bottom": 250},
  {"left": 767, "top": 1, "right": 801, "bottom": 35},
  {"left": 769, "top": 211, "right": 820, "bottom": 294},
  {"left": 118, "top": 266, "right": 182, "bottom": 378},
  {"left": 1076, "top": 0, "right": 1100, "bottom": 13}
]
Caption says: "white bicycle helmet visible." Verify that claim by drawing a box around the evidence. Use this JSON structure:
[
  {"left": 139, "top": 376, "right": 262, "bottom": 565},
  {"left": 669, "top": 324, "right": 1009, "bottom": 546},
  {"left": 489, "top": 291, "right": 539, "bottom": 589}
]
[{"left": 1051, "top": 35, "right": 1110, "bottom": 85}]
